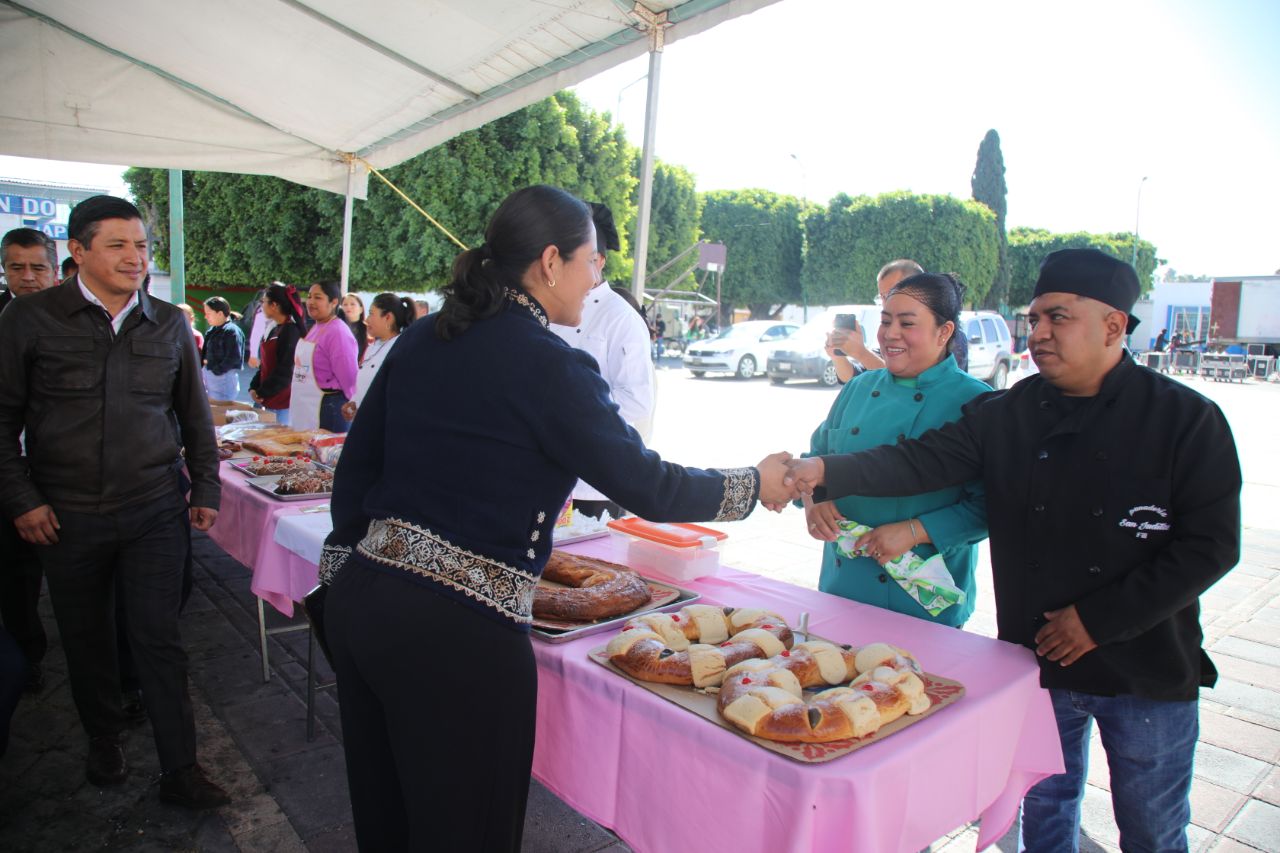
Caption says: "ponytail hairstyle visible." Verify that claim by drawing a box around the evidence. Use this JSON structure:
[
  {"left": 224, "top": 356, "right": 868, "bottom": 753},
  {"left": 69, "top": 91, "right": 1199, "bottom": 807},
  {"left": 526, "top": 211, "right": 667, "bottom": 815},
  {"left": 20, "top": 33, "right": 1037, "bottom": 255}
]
[
  {"left": 264, "top": 283, "right": 306, "bottom": 327},
  {"left": 436, "top": 185, "right": 593, "bottom": 340},
  {"left": 311, "top": 280, "right": 343, "bottom": 319},
  {"left": 372, "top": 292, "right": 416, "bottom": 334},
  {"left": 885, "top": 272, "right": 966, "bottom": 358},
  {"left": 203, "top": 296, "right": 231, "bottom": 318}
]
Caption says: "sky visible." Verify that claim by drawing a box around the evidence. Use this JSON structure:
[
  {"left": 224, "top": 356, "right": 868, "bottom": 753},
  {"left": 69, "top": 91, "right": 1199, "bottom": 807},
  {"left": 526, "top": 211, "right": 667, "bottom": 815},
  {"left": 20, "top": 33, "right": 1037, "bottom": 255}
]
[{"left": 2, "top": 0, "right": 1276, "bottom": 278}]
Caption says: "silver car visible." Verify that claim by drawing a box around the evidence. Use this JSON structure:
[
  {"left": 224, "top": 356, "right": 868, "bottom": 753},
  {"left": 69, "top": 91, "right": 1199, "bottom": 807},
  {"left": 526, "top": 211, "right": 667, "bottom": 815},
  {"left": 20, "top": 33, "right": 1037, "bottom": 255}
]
[{"left": 684, "top": 320, "right": 798, "bottom": 379}]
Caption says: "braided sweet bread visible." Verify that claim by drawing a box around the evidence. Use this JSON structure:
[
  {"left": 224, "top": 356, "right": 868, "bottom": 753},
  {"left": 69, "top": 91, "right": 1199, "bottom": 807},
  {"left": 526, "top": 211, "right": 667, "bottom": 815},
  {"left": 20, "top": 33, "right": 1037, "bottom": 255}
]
[
  {"left": 717, "top": 642, "right": 930, "bottom": 743},
  {"left": 605, "top": 605, "right": 794, "bottom": 687},
  {"left": 533, "top": 551, "right": 651, "bottom": 621}
]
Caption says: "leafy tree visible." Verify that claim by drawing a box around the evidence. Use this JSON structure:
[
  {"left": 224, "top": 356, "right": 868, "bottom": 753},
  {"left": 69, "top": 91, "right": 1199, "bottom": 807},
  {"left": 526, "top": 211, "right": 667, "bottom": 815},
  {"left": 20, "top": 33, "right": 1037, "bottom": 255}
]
[
  {"left": 125, "top": 92, "right": 635, "bottom": 291},
  {"left": 801, "top": 192, "right": 999, "bottom": 306},
  {"left": 1007, "top": 228, "right": 1162, "bottom": 307},
  {"left": 971, "top": 129, "right": 1010, "bottom": 309},
  {"left": 632, "top": 160, "right": 702, "bottom": 293},
  {"left": 699, "top": 189, "right": 804, "bottom": 319}
]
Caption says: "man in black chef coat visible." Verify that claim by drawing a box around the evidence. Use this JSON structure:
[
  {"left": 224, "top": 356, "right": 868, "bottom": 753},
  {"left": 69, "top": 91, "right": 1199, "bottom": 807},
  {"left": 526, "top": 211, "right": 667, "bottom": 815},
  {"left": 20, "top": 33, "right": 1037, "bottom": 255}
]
[{"left": 784, "top": 248, "right": 1241, "bottom": 852}]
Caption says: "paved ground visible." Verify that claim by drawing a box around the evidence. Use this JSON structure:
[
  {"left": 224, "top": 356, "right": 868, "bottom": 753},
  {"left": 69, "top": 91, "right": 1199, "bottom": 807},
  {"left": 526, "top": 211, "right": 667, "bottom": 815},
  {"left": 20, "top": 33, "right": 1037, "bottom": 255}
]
[{"left": 0, "top": 363, "right": 1276, "bottom": 851}]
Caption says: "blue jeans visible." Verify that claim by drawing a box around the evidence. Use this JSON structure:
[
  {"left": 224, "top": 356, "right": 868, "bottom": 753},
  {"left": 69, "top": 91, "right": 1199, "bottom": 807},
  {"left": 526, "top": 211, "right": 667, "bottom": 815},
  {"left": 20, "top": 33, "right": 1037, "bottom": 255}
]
[
  {"left": 318, "top": 392, "right": 349, "bottom": 434},
  {"left": 1021, "top": 689, "right": 1197, "bottom": 853},
  {"left": 265, "top": 407, "right": 290, "bottom": 426},
  {"left": 203, "top": 368, "right": 240, "bottom": 402}
]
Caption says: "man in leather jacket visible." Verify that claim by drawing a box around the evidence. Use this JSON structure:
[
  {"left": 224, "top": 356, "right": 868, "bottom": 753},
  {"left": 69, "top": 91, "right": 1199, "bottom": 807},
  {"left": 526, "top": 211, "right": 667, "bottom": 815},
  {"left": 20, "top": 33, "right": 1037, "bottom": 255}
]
[{"left": 0, "top": 196, "right": 227, "bottom": 809}]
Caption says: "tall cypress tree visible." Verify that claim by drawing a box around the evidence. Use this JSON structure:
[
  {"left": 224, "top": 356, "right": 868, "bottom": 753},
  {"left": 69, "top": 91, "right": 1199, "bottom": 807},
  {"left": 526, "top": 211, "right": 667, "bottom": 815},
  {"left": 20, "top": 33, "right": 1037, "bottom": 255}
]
[{"left": 971, "top": 129, "right": 1010, "bottom": 309}]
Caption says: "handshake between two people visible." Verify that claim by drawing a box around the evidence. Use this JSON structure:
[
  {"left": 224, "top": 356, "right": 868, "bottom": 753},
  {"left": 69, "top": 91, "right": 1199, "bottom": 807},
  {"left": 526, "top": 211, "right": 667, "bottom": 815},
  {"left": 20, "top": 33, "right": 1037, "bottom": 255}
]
[{"left": 754, "top": 454, "right": 827, "bottom": 512}]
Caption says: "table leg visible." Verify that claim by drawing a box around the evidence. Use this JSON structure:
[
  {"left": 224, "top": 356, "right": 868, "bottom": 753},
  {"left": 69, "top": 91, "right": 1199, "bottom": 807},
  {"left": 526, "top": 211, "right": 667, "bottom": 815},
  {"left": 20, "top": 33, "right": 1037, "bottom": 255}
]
[{"left": 258, "top": 597, "right": 270, "bottom": 683}]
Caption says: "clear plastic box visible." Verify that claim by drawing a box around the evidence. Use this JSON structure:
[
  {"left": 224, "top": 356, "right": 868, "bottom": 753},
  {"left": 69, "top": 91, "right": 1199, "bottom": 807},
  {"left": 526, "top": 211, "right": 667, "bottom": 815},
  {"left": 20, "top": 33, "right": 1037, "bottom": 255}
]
[{"left": 607, "top": 519, "right": 726, "bottom": 583}]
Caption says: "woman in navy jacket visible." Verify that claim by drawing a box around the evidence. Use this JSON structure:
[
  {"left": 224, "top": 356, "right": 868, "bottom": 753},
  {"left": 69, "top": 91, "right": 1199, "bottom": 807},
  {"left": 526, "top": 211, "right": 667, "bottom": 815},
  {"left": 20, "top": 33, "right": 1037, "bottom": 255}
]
[{"left": 320, "top": 185, "right": 793, "bottom": 852}]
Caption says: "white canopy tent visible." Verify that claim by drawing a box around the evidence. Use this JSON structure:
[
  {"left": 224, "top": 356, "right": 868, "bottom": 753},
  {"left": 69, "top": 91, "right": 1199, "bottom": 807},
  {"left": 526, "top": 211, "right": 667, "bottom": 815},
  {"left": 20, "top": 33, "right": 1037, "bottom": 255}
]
[{"left": 0, "top": 0, "right": 780, "bottom": 296}]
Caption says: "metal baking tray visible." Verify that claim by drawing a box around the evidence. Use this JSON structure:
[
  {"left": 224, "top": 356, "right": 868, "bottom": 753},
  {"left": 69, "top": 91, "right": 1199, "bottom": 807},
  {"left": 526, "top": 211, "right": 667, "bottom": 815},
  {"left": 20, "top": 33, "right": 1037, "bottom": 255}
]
[
  {"left": 228, "top": 458, "right": 331, "bottom": 476},
  {"left": 243, "top": 474, "right": 334, "bottom": 503},
  {"left": 530, "top": 575, "right": 700, "bottom": 644}
]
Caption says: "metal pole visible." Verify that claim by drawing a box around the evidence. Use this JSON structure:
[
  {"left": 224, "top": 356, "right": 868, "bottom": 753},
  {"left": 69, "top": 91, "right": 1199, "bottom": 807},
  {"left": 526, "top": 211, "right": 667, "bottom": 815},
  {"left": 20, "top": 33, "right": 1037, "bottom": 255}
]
[
  {"left": 340, "top": 159, "right": 356, "bottom": 294},
  {"left": 630, "top": 47, "right": 663, "bottom": 302},
  {"left": 167, "top": 169, "right": 185, "bottom": 305},
  {"left": 1131, "top": 175, "right": 1148, "bottom": 270}
]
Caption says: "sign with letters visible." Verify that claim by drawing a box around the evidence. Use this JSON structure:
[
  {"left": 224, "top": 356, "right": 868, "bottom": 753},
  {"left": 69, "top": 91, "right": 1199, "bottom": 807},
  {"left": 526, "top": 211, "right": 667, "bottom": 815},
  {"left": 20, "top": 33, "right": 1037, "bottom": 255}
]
[{"left": 0, "top": 194, "right": 59, "bottom": 218}]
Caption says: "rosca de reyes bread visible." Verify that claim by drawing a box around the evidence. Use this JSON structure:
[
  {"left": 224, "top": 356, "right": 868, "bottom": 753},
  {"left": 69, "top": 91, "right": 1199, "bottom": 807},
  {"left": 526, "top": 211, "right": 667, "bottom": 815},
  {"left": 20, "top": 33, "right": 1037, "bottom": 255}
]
[
  {"left": 533, "top": 550, "right": 651, "bottom": 621},
  {"left": 716, "top": 642, "right": 931, "bottom": 743},
  {"left": 605, "top": 605, "right": 794, "bottom": 686}
]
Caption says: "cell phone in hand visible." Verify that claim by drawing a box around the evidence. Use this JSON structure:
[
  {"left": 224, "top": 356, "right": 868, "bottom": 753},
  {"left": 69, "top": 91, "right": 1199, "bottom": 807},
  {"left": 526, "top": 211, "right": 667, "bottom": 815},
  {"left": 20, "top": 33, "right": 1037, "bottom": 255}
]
[{"left": 832, "top": 314, "right": 858, "bottom": 356}]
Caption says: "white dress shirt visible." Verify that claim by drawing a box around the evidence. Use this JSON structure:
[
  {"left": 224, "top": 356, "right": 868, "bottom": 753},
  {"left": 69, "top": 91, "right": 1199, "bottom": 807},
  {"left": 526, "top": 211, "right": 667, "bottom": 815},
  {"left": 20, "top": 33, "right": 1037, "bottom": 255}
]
[
  {"left": 551, "top": 282, "right": 656, "bottom": 502},
  {"left": 78, "top": 278, "right": 139, "bottom": 335}
]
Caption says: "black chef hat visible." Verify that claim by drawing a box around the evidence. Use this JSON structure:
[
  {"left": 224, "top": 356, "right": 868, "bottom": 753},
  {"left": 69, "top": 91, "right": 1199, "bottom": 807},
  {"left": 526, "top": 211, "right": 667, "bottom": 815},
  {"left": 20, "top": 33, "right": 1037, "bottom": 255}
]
[
  {"left": 1033, "top": 248, "right": 1141, "bottom": 333},
  {"left": 588, "top": 202, "right": 620, "bottom": 253}
]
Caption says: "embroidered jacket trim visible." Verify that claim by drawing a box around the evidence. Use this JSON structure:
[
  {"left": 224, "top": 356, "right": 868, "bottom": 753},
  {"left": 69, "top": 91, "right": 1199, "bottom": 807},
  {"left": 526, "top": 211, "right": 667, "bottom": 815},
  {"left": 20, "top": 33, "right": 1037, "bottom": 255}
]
[
  {"left": 318, "top": 544, "right": 352, "bottom": 586},
  {"left": 356, "top": 517, "right": 538, "bottom": 624},
  {"left": 712, "top": 466, "right": 758, "bottom": 521}
]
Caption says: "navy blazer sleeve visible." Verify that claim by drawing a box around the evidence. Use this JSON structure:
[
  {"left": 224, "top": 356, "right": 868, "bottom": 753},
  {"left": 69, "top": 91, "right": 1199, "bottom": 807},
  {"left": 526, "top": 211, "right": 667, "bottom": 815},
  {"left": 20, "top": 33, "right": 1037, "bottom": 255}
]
[{"left": 528, "top": 345, "right": 758, "bottom": 523}]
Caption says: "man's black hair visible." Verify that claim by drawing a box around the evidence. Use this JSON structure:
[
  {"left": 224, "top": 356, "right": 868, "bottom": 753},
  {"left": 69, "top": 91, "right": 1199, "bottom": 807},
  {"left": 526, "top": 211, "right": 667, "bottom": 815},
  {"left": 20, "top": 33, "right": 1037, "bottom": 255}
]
[{"left": 68, "top": 195, "right": 144, "bottom": 247}]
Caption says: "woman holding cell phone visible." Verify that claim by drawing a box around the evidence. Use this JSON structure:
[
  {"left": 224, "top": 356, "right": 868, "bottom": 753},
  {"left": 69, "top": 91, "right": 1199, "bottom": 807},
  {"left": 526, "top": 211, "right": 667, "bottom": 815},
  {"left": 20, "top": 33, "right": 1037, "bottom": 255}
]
[{"left": 801, "top": 273, "right": 990, "bottom": 627}]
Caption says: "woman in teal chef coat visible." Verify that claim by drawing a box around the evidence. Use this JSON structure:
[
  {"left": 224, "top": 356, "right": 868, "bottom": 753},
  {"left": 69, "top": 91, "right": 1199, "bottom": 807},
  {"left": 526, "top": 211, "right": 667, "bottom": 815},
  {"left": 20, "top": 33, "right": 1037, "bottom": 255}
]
[{"left": 803, "top": 273, "right": 991, "bottom": 626}]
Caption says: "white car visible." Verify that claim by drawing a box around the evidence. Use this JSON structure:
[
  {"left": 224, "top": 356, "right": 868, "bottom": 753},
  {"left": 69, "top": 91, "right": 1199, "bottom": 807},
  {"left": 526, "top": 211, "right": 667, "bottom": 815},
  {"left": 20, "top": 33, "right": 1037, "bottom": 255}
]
[
  {"left": 684, "top": 320, "right": 798, "bottom": 379},
  {"left": 766, "top": 305, "right": 882, "bottom": 386}
]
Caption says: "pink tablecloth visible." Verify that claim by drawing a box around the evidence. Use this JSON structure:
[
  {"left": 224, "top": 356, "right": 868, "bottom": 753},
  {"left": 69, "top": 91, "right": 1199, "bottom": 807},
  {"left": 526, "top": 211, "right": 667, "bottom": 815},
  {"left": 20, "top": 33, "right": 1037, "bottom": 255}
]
[
  {"left": 532, "top": 537, "right": 1064, "bottom": 853},
  {"left": 206, "top": 461, "right": 327, "bottom": 617},
  {"left": 202, "top": 506, "right": 1063, "bottom": 851}
]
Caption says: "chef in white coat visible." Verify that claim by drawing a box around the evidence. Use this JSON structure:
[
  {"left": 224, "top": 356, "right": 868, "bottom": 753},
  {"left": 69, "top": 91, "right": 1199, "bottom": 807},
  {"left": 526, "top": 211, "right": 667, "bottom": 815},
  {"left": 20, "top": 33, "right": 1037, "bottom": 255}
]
[{"left": 549, "top": 202, "right": 656, "bottom": 519}]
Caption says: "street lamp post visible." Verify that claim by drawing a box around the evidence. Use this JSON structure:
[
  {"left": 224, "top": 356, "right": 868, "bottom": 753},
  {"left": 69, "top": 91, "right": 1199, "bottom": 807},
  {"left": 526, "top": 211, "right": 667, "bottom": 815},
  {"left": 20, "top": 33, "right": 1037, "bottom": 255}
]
[
  {"left": 790, "top": 153, "right": 808, "bottom": 321},
  {"left": 1131, "top": 175, "right": 1148, "bottom": 270}
]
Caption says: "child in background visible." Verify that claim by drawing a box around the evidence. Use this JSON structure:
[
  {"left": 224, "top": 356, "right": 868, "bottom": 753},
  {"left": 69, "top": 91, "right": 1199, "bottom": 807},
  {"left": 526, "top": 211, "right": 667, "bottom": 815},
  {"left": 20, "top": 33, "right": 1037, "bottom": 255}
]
[
  {"left": 202, "top": 296, "right": 245, "bottom": 401},
  {"left": 177, "top": 303, "right": 204, "bottom": 351}
]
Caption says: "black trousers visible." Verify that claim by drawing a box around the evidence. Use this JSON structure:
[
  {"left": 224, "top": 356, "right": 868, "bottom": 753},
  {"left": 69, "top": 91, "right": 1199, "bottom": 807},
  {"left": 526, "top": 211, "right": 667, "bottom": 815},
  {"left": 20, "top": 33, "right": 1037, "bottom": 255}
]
[
  {"left": 327, "top": 561, "right": 537, "bottom": 852},
  {"left": 0, "top": 517, "right": 47, "bottom": 668},
  {"left": 36, "top": 492, "right": 196, "bottom": 771}
]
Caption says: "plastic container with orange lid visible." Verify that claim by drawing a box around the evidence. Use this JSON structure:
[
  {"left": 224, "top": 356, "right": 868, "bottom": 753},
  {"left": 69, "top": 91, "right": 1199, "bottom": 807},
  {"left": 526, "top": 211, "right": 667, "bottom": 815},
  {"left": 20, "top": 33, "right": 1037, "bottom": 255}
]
[{"left": 606, "top": 518, "right": 727, "bottom": 583}]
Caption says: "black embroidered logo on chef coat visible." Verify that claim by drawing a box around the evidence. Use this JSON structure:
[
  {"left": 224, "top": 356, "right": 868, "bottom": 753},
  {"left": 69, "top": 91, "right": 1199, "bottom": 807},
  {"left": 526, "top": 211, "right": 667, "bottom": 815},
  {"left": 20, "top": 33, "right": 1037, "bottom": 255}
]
[{"left": 1118, "top": 504, "right": 1171, "bottom": 539}]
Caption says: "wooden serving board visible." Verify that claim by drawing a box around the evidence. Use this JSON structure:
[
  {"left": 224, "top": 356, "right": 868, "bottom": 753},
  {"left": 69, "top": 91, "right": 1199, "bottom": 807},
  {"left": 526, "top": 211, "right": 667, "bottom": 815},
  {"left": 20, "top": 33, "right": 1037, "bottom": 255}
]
[{"left": 587, "top": 645, "right": 964, "bottom": 764}]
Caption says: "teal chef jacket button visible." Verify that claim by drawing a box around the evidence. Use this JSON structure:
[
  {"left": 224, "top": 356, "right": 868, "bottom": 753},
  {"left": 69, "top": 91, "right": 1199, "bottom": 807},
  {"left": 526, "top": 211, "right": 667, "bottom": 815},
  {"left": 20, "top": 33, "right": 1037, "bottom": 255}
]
[
  {"left": 850, "top": 427, "right": 859, "bottom": 435},
  {"left": 914, "top": 392, "right": 923, "bottom": 401},
  {"left": 871, "top": 390, "right": 880, "bottom": 397},
  {"left": 877, "top": 573, "right": 888, "bottom": 583}
]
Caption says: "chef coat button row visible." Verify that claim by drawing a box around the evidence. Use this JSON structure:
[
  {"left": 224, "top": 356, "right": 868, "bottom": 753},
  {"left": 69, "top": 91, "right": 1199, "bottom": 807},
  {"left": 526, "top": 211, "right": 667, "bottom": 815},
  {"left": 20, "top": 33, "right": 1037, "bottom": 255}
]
[
  {"left": 1091, "top": 507, "right": 1104, "bottom": 517},
  {"left": 1028, "top": 561, "right": 1039, "bottom": 570},
  {"left": 1034, "top": 504, "right": 1045, "bottom": 512},
  {"left": 850, "top": 427, "right": 860, "bottom": 435},
  {"left": 1039, "top": 400, "right": 1051, "bottom": 410},
  {"left": 1037, "top": 450, "right": 1049, "bottom": 460},
  {"left": 913, "top": 392, "right": 924, "bottom": 402},
  {"left": 871, "top": 390, "right": 880, "bottom": 397},
  {"left": 1088, "top": 565, "right": 1102, "bottom": 575},
  {"left": 878, "top": 573, "right": 888, "bottom": 583}
]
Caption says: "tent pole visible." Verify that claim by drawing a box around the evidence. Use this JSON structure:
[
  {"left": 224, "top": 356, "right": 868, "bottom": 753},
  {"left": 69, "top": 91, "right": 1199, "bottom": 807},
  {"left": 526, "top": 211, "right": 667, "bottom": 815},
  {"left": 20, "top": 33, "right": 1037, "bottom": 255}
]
[
  {"left": 340, "top": 159, "right": 355, "bottom": 294},
  {"left": 630, "top": 28, "right": 665, "bottom": 302},
  {"left": 167, "top": 169, "right": 185, "bottom": 305}
]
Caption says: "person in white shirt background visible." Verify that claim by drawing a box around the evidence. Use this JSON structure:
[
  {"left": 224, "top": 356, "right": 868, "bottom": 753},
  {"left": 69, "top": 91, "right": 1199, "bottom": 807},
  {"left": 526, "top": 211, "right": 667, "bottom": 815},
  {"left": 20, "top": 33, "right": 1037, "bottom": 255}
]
[
  {"left": 341, "top": 292, "right": 417, "bottom": 422},
  {"left": 550, "top": 202, "right": 656, "bottom": 520}
]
